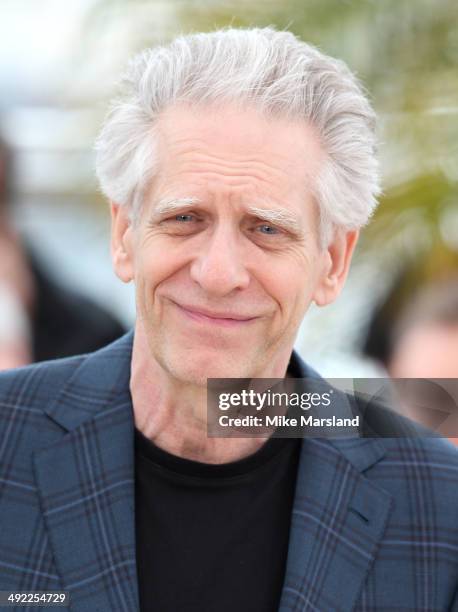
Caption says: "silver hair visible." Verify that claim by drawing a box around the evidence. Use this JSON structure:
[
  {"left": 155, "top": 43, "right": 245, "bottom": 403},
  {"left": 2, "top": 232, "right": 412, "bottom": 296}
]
[{"left": 95, "top": 27, "right": 380, "bottom": 246}]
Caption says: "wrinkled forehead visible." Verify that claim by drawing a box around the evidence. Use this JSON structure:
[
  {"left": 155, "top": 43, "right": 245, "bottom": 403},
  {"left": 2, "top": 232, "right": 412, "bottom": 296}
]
[
  {"left": 142, "top": 103, "right": 325, "bottom": 224},
  {"left": 154, "top": 102, "right": 325, "bottom": 184}
]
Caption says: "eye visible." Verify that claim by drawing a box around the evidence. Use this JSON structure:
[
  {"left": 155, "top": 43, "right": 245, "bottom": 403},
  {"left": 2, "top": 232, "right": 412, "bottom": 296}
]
[
  {"left": 158, "top": 212, "right": 204, "bottom": 236},
  {"left": 174, "top": 214, "right": 196, "bottom": 223},
  {"left": 256, "top": 224, "right": 280, "bottom": 235}
]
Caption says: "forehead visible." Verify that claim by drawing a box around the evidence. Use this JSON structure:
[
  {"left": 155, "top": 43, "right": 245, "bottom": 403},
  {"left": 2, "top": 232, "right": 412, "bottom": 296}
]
[{"left": 152, "top": 103, "right": 325, "bottom": 199}]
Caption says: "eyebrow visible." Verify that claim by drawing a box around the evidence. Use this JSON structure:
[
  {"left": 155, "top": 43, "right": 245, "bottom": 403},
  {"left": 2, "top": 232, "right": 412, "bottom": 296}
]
[
  {"left": 150, "top": 197, "right": 303, "bottom": 236},
  {"left": 247, "top": 205, "right": 303, "bottom": 236},
  {"left": 152, "top": 197, "right": 202, "bottom": 217}
]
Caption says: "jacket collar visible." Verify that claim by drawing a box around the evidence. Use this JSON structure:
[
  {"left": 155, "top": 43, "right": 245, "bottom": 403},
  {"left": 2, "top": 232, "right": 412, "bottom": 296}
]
[
  {"left": 34, "top": 332, "right": 392, "bottom": 612},
  {"left": 43, "top": 330, "right": 135, "bottom": 432}
]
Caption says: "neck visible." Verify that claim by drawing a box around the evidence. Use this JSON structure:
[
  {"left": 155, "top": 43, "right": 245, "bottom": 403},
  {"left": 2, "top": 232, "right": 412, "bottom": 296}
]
[{"left": 130, "top": 324, "right": 291, "bottom": 464}]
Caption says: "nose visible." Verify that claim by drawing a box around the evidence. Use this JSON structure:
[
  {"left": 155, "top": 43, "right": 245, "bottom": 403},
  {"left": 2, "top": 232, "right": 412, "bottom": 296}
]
[{"left": 189, "top": 224, "right": 250, "bottom": 296}]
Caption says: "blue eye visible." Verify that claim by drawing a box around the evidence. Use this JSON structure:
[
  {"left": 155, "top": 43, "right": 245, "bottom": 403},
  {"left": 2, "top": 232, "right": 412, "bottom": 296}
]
[
  {"left": 258, "top": 224, "right": 279, "bottom": 234},
  {"left": 175, "top": 214, "right": 195, "bottom": 222}
]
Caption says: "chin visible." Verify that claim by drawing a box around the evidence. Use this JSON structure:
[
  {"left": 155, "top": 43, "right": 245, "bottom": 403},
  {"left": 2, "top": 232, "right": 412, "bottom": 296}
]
[{"left": 163, "top": 347, "right": 259, "bottom": 385}]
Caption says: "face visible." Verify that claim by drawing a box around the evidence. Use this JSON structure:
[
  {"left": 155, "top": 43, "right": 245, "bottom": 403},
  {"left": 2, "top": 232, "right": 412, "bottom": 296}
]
[
  {"left": 389, "top": 323, "right": 458, "bottom": 444},
  {"left": 389, "top": 323, "right": 458, "bottom": 379},
  {"left": 112, "top": 104, "right": 358, "bottom": 384}
]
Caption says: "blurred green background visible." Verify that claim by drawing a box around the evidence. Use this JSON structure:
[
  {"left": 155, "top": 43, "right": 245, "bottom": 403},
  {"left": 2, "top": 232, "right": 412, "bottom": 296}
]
[{"left": 1, "top": 0, "right": 457, "bottom": 374}]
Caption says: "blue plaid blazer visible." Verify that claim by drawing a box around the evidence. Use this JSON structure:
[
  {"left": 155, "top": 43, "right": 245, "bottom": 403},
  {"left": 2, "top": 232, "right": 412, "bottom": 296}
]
[{"left": 0, "top": 332, "right": 457, "bottom": 611}]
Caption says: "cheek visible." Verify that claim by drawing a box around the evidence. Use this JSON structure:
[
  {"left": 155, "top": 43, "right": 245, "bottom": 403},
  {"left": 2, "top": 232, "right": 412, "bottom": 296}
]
[
  {"left": 134, "top": 239, "right": 183, "bottom": 287},
  {"left": 255, "top": 249, "right": 320, "bottom": 312}
]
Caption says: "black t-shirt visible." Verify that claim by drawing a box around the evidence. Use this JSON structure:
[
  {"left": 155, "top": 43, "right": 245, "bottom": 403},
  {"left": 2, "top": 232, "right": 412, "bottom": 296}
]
[{"left": 134, "top": 428, "right": 301, "bottom": 612}]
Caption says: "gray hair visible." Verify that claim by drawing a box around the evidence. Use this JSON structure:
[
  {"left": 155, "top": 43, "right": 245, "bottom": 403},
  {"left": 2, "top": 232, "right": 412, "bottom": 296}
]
[{"left": 95, "top": 27, "right": 380, "bottom": 246}]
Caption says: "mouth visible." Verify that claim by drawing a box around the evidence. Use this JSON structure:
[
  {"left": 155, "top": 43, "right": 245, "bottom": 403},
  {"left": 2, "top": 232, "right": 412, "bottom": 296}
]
[{"left": 170, "top": 300, "right": 259, "bottom": 327}]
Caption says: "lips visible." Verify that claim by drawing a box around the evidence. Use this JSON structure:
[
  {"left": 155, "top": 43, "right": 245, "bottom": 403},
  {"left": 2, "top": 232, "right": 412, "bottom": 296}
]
[{"left": 170, "top": 300, "right": 258, "bottom": 325}]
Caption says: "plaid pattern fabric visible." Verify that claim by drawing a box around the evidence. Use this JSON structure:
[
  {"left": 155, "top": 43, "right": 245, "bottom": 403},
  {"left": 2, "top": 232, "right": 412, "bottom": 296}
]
[{"left": 0, "top": 331, "right": 457, "bottom": 611}]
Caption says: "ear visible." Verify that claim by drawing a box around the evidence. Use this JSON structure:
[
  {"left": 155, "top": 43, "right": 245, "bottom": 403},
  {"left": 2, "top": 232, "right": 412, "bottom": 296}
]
[
  {"left": 312, "top": 228, "right": 359, "bottom": 307},
  {"left": 110, "top": 202, "right": 134, "bottom": 283}
]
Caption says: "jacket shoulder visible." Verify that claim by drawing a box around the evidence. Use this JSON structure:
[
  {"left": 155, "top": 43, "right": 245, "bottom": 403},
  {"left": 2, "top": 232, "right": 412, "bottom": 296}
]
[
  {"left": 377, "top": 433, "right": 458, "bottom": 474},
  {"left": 0, "top": 355, "right": 86, "bottom": 436},
  {"left": 368, "top": 434, "right": 458, "bottom": 531}
]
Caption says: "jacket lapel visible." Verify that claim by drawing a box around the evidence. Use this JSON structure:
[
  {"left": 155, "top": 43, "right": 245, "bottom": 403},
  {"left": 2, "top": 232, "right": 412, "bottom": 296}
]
[
  {"left": 32, "top": 333, "right": 139, "bottom": 612},
  {"left": 278, "top": 436, "right": 392, "bottom": 611},
  {"left": 279, "top": 356, "right": 393, "bottom": 611}
]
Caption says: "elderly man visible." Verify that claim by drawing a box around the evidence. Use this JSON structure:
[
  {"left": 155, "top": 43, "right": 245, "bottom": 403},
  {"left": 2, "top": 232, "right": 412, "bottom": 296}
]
[{"left": 0, "top": 28, "right": 456, "bottom": 612}]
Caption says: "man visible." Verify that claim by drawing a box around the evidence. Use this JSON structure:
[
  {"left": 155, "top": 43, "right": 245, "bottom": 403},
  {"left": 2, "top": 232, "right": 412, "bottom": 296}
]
[{"left": 0, "top": 28, "right": 456, "bottom": 612}]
